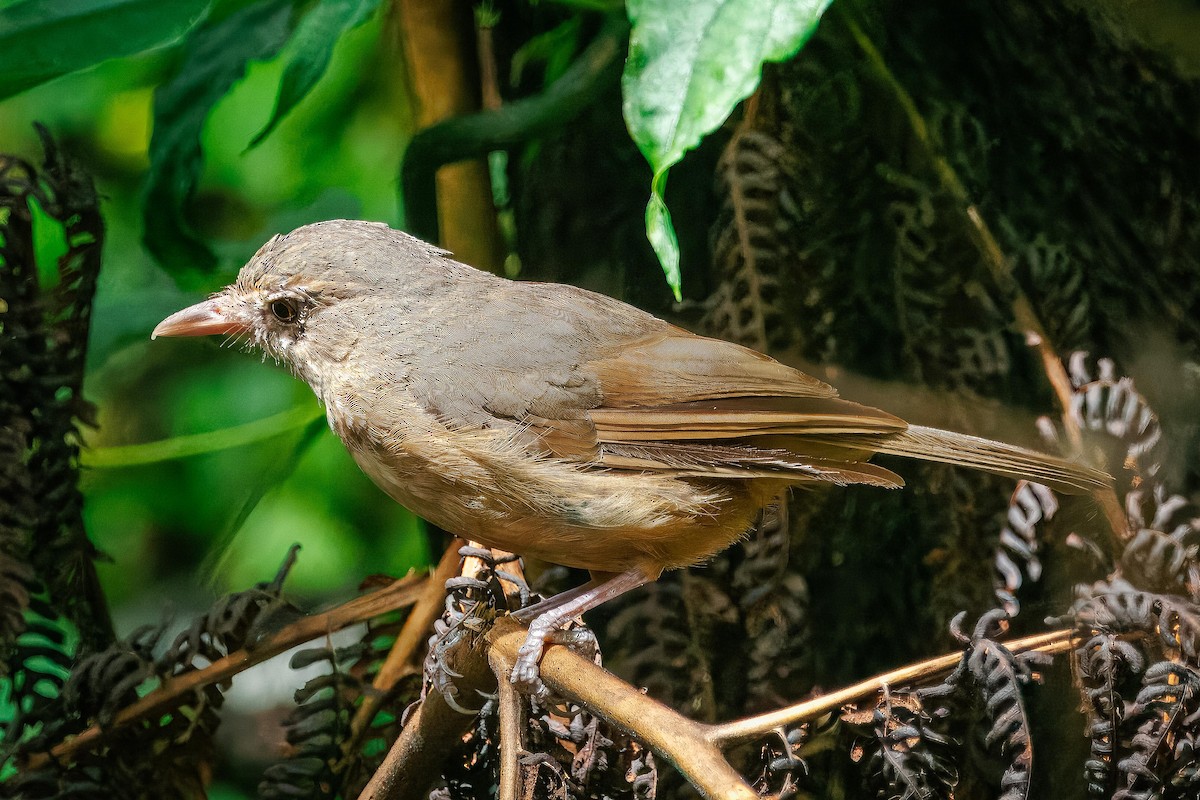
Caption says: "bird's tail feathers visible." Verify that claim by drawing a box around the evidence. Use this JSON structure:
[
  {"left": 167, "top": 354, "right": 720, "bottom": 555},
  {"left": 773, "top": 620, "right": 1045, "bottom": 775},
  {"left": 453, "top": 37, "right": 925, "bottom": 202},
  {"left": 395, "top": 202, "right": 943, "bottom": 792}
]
[{"left": 875, "top": 425, "right": 1111, "bottom": 495}]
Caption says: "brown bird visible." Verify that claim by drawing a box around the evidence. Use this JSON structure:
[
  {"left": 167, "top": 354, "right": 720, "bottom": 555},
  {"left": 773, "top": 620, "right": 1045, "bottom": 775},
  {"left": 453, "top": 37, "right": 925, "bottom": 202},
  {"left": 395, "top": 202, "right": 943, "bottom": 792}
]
[{"left": 153, "top": 219, "right": 1109, "bottom": 691}]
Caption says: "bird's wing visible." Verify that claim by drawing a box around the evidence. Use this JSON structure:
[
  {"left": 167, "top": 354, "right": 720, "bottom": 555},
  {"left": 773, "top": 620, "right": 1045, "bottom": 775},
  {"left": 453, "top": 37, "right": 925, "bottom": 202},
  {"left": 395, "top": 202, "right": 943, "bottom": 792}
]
[
  {"left": 584, "top": 325, "right": 839, "bottom": 406},
  {"left": 397, "top": 277, "right": 900, "bottom": 486},
  {"left": 519, "top": 324, "right": 909, "bottom": 488},
  {"left": 403, "top": 283, "right": 1106, "bottom": 493}
]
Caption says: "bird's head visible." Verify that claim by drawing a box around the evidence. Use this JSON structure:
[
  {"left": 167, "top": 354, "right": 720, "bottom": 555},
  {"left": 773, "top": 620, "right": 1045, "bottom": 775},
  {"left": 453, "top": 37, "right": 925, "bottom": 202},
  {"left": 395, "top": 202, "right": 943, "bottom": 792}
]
[{"left": 152, "top": 219, "right": 456, "bottom": 387}]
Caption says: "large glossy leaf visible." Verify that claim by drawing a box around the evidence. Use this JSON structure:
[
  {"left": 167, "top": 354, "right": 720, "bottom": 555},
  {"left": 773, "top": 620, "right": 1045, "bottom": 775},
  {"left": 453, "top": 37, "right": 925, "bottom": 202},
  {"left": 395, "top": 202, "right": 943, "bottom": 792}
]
[
  {"left": 248, "top": 0, "right": 381, "bottom": 148},
  {"left": 622, "top": 0, "right": 834, "bottom": 298},
  {"left": 0, "top": 0, "right": 210, "bottom": 101},
  {"left": 142, "top": 0, "right": 296, "bottom": 277}
]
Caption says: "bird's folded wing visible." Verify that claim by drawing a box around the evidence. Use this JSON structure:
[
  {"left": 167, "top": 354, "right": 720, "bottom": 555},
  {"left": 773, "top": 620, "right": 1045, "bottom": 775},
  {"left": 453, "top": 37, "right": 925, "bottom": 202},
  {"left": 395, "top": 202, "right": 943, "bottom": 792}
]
[
  {"left": 586, "top": 327, "right": 839, "bottom": 406},
  {"left": 517, "top": 328, "right": 908, "bottom": 487},
  {"left": 582, "top": 395, "right": 908, "bottom": 484}
]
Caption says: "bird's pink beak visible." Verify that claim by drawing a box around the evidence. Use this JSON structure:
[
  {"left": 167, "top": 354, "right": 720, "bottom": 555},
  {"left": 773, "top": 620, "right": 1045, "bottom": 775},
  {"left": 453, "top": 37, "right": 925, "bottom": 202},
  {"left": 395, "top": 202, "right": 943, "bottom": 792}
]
[{"left": 152, "top": 297, "right": 248, "bottom": 339}]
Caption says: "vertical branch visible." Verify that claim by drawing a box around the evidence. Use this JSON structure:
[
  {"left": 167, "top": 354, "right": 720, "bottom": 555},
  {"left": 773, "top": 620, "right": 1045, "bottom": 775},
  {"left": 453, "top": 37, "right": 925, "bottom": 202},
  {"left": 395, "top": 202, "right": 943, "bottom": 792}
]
[
  {"left": 389, "top": 0, "right": 505, "bottom": 273},
  {"left": 490, "top": 647, "right": 526, "bottom": 800}
]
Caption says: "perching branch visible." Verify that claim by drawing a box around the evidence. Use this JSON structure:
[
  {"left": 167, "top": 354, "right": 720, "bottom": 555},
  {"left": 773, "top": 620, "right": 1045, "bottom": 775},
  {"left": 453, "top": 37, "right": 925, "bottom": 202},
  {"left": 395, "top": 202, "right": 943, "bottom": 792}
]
[
  {"left": 490, "top": 646, "right": 526, "bottom": 800},
  {"left": 480, "top": 619, "right": 1079, "bottom": 799},
  {"left": 487, "top": 616, "right": 762, "bottom": 800}
]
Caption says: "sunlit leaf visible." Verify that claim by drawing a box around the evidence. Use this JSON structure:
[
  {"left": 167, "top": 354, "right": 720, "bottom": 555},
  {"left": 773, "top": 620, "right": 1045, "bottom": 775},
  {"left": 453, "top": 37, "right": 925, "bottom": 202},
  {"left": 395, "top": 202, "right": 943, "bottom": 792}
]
[
  {"left": 83, "top": 404, "right": 324, "bottom": 468},
  {"left": 142, "top": 0, "right": 296, "bottom": 277},
  {"left": 248, "top": 0, "right": 381, "bottom": 148},
  {"left": 622, "top": 0, "right": 834, "bottom": 298},
  {"left": 200, "top": 414, "right": 327, "bottom": 587},
  {"left": 0, "top": 0, "right": 210, "bottom": 101}
]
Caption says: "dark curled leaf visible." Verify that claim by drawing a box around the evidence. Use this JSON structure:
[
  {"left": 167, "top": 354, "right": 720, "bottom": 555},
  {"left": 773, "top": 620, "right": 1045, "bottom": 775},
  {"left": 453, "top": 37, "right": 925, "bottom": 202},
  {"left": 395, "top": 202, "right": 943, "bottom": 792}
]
[
  {"left": 1076, "top": 632, "right": 1145, "bottom": 797},
  {"left": 1126, "top": 483, "right": 1200, "bottom": 543},
  {"left": 0, "top": 555, "right": 35, "bottom": 644},
  {"left": 163, "top": 549, "right": 301, "bottom": 672},
  {"left": 2, "top": 128, "right": 111, "bottom": 652},
  {"left": 286, "top": 707, "right": 341, "bottom": 742},
  {"left": 1056, "top": 578, "right": 1156, "bottom": 633},
  {"left": 1062, "top": 354, "right": 1163, "bottom": 478},
  {"left": 749, "top": 724, "right": 808, "bottom": 798},
  {"left": 1153, "top": 595, "right": 1200, "bottom": 660},
  {"left": 143, "top": 0, "right": 296, "bottom": 277},
  {"left": 1112, "top": 662, "right": 1200, "bottom": 799},
  {"left": 259, "top": 610, "right": 377, "bottom": 800},
  {"left": 703, "top": 128, "right": 799, "bottom": 353},
  {"left": 994, "top": 481, "right": 1056, "bottom": 617},
  {"left": 63, "top": 641, "right": 159, "bottom": 725},
  {"left": 290, "top": 645, "right": 338, "bottom": 671},
  {"left": 926, "top": 611, "right": 1044, "bottom": 800},
  {"left": 2, "top": 589, "right": 74, "bottom": 748},
  {"left": 855, "top": 692, "right": 957, "bottom": 800},
  {"left": 1121, "top": 528, "right": 1195, "bottom": 594}
]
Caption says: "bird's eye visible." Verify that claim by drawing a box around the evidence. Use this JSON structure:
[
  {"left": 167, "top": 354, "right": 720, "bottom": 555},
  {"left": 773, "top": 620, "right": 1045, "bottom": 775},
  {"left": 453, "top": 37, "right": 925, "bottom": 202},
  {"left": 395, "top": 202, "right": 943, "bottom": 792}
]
[{"left": 270, "top": 298, "right": 299, "bottom": 323}]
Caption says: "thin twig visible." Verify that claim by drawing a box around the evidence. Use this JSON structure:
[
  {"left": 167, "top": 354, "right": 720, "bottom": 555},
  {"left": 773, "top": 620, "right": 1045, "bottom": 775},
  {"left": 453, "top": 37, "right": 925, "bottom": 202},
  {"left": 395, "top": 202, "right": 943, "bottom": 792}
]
[
  {"left": 23, "top": 574, "right": 428, "bottom": 771},
  {"left": 491, "top": 647, "right": 526, "bottom": 800},
  {"left": 704, "top": 628, "right": 1074, "bottom": 745}
]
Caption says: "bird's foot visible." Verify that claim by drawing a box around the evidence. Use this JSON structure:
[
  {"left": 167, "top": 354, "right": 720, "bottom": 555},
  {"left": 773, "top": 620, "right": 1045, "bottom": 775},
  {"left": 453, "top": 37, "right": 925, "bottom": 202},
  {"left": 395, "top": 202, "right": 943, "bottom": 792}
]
[
  {"left": 508, "top": 568, "right": 652, "bottom": 697},
  {"left": 510, "top": 626, "right": 599, "bottom": 699},
  {"left": 511, "top": 629, "right": 552, "bottom": 699}
]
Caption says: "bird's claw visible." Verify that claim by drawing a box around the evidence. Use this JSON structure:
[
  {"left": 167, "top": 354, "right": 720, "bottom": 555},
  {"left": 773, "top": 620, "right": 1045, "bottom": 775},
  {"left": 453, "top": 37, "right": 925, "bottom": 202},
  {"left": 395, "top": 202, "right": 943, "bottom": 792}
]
[
  {"left": 510, "top": 627, "right": 598, "bottom": 699},
  {"left": 511, "top": 635, "right": 551, "bottom": 699}
]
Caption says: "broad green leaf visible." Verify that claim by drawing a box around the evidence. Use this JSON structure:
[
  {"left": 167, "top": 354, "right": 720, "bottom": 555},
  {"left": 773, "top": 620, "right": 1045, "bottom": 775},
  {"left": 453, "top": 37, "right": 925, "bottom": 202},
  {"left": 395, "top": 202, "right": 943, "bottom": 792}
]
[
  {"left": 142, "top": 0, "right": 296, "bottom": 276},
  {"left": 248, "top": 0, "right": 381, "bottom": 148},
  {"left": 622, "top": 0, "right": 834, "bottom": 298},
  {"left": 0, "top": 0, "right": 210, "bottom": 101},
  {"left": 83, "top": 404, "right": 324, "bottom": 468},
  {"left": 200, "top": 413, "right": 327, "bottom": 586}
]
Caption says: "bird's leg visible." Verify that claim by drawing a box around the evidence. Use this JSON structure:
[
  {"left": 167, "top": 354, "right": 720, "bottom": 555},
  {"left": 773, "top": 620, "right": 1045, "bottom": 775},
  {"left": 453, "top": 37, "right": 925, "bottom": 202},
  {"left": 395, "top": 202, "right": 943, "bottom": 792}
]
[
  {"left": 510, "top": 579, "right": 600, "bottom": 623},
  {"left": 510, "top": 567, "right": 655, "bottom": 696}
]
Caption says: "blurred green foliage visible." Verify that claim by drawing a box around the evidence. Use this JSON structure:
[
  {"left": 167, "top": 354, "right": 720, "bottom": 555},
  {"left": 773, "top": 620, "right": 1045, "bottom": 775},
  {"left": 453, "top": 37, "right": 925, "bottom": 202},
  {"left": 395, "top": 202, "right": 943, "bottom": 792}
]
[
  {"left": 0, "top": 0, "right": 818, "bottom": 623},
  {"left": 0, "top": 2, "right": 425, "bottom": 625}
]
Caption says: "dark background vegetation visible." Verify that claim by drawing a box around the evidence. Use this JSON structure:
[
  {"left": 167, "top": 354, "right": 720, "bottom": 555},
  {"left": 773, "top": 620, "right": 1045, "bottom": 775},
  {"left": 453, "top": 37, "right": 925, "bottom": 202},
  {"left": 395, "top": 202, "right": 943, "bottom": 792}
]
[{"left": 2, "top": 0, "right": 1200, "bottom": 797}]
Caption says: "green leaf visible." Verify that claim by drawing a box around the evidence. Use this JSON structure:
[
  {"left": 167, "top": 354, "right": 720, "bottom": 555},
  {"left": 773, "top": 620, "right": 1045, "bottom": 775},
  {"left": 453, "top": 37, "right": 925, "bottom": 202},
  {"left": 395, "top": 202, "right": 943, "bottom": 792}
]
[
  {"left": 248, "top": 0, "right": 381, "bottom": 149},
  {"left": 622, "top": 0, "right": 834, "bottom": 296},
  {"left": 83, "top": 404, "right": 324, "bottom": 468},
  {"left": 0, "top": 0, "right": 210, "bottom": 101},
  {"left": 142, "top": 0, "right": 296, "bottom": 276},
  {"left": 200, "top": 413, "right": 327, "bottom": 586}
]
